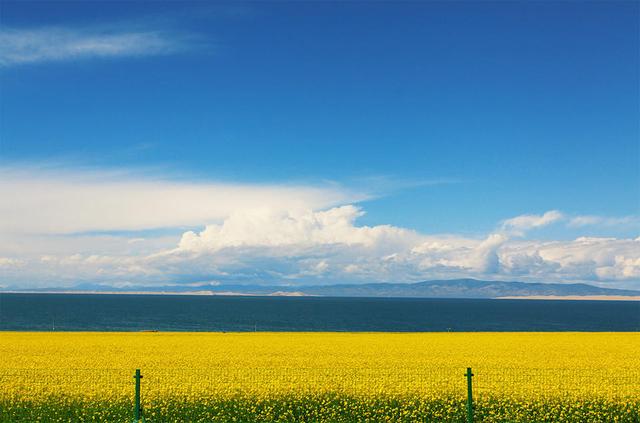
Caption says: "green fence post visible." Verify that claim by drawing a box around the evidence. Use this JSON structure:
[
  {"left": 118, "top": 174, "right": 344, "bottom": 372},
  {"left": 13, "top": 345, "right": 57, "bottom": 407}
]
[
  {"left": 465, "top": 367, "right": 474, "bottom": 423},
  {"left": 133, "top": 369, "right": 143, "bottom": 422}
]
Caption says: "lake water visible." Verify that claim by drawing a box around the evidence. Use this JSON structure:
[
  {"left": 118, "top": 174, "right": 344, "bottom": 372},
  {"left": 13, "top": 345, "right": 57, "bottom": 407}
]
[{"left": 0, "top": 293, "right": 638, "bottom": 332}]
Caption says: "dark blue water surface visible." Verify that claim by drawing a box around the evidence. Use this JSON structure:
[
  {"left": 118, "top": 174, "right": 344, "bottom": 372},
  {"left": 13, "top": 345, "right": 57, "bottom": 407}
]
[{"left": 0, "top": 294, "right": 638, "bottom": 331}]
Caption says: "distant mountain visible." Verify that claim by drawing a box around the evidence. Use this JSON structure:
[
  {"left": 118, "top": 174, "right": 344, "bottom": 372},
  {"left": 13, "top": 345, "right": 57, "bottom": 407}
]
[
  {"left": 5, "top": 279, "right": 640, "bottom": 299},
  {"left": 296, "top": 279, "right": 640, "bottom": 298}
]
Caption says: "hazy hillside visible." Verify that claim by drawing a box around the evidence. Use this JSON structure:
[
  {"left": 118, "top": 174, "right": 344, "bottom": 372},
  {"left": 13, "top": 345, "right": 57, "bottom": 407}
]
[{"left": 13, "top": 279, "right": 640, "bottom": 299}]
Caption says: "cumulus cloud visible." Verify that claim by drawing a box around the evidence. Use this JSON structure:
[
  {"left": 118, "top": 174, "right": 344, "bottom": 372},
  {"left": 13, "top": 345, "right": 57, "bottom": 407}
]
[
  {"left": 177, "top": 205, "right": 420, "bottom": 253},
  {"left": 0, "top": 26, "right": 193, "bottom": 66},
  {"left": 20, "top": 208, "right": 638, "bottom": 289},
  {"left": 596, "top": 256, "right": 640, "bottom": 280},
  {"left": 166, "top": 210, "right": 639, "bottom": 286},
  {"left": 0, "top": 166, "right": 638, "bottom": 289},
  {"left": 468, "top": 233, "right": 508, "bottom": 273}
]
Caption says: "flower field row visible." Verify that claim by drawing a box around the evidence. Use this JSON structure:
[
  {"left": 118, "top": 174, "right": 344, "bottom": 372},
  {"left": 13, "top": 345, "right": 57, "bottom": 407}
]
[{"left": 0, "top": 332, "right": 638, "bottom": 421}]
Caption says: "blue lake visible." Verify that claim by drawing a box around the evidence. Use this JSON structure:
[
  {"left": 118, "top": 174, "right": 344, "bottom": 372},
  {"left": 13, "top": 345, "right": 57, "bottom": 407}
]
[{"left": 0, "top": 293, "right": 638, "bottom": 332}]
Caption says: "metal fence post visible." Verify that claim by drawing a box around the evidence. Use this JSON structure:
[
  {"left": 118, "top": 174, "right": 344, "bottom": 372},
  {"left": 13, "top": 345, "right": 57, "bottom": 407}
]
[
  {"left": 465, "top": 367, "right": 474, "bottom": 423},
  {"left": 133, "top": 369, "right": 143, "bottom": 422}
]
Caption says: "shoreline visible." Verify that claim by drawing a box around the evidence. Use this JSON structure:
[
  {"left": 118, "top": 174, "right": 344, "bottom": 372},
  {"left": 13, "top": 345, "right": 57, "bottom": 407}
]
[
  {"left": 1, "top": 291, "right": 639, "bottom": 300},
  {"left": 496, "top": 295, "right": 640, "bottom": 301},
  {"left": 0, "top": 290, "right": 311, "bottom": 297}
]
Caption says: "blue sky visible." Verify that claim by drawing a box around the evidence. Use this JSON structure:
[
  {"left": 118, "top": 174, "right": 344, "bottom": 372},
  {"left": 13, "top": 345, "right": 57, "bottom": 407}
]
[{"left": 0, "top": 1, "right": 638, "bottom": 289}]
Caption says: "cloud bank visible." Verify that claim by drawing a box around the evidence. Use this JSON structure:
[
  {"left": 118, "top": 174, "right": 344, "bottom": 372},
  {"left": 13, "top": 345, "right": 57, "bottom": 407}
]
[
  {"left": 169, "top": 208, "right": 639, "bottom": 285},
  {"left": 0, "top": 165, "right": 638, "bottom": 289}
]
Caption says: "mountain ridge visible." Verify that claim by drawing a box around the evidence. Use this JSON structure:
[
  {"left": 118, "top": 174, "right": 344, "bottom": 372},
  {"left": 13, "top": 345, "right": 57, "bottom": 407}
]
[{"left": 4, "top": 278, "right": 639, "bottom": 299}]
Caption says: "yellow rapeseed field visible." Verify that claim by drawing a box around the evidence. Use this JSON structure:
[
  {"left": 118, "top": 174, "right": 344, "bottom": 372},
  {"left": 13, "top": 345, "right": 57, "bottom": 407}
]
[{"left": 0, "top": 332, "right": 638, "bottom": 422}]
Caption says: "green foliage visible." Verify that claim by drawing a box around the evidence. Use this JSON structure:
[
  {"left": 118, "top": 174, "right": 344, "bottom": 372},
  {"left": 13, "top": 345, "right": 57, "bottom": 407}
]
[{"left": 1, "top": 394, "right": 638, "bottom": 423}]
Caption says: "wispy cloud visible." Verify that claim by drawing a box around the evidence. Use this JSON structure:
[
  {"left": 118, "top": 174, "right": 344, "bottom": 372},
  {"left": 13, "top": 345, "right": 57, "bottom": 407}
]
[
  {"left": 0, "top": 26, "right": 193, "bottom": 66},
  {"left": 500, "top": 210, "right": 564, "bottom": 236},
  {"left": 568, "top": 215, "right": 640, "bottom": 228}
]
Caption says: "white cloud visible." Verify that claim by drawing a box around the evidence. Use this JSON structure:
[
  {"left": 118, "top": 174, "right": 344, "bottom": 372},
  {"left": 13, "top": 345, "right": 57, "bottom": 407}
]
[
  {"left": 568, "top": 215, "right": 640, "bottom": 228},
  {"left": 501, "top": 210, "right": 563, "bottom": 235},
  {"left": 81, "top": 209, "right": 637, "bottom": 288},
  {"left": 177, "top": 205, "right": 420, "bottom": 253},
  {"left": 0, "top": 257, "right": 24, "bottom": 268},
  {"left": 0, "top": 26, "right": 191, "bottom": 66},
  {"left": 468, "top": 233, "right": 508, "bottom": 273},
  {"left": 5, "top": 230, "right": 640, "bottom": 288},
  {"left": 0, "top": 166, "right": 638, "bottom": 290},
  {"left": 0, "top": 165, "right": 359, "bottom": 235},
  {"left": 569, "top": 216, "right": 603, "bottom": 227},
  {"left": 596, "top": 256, "right": 640, "bottom": 280}
]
